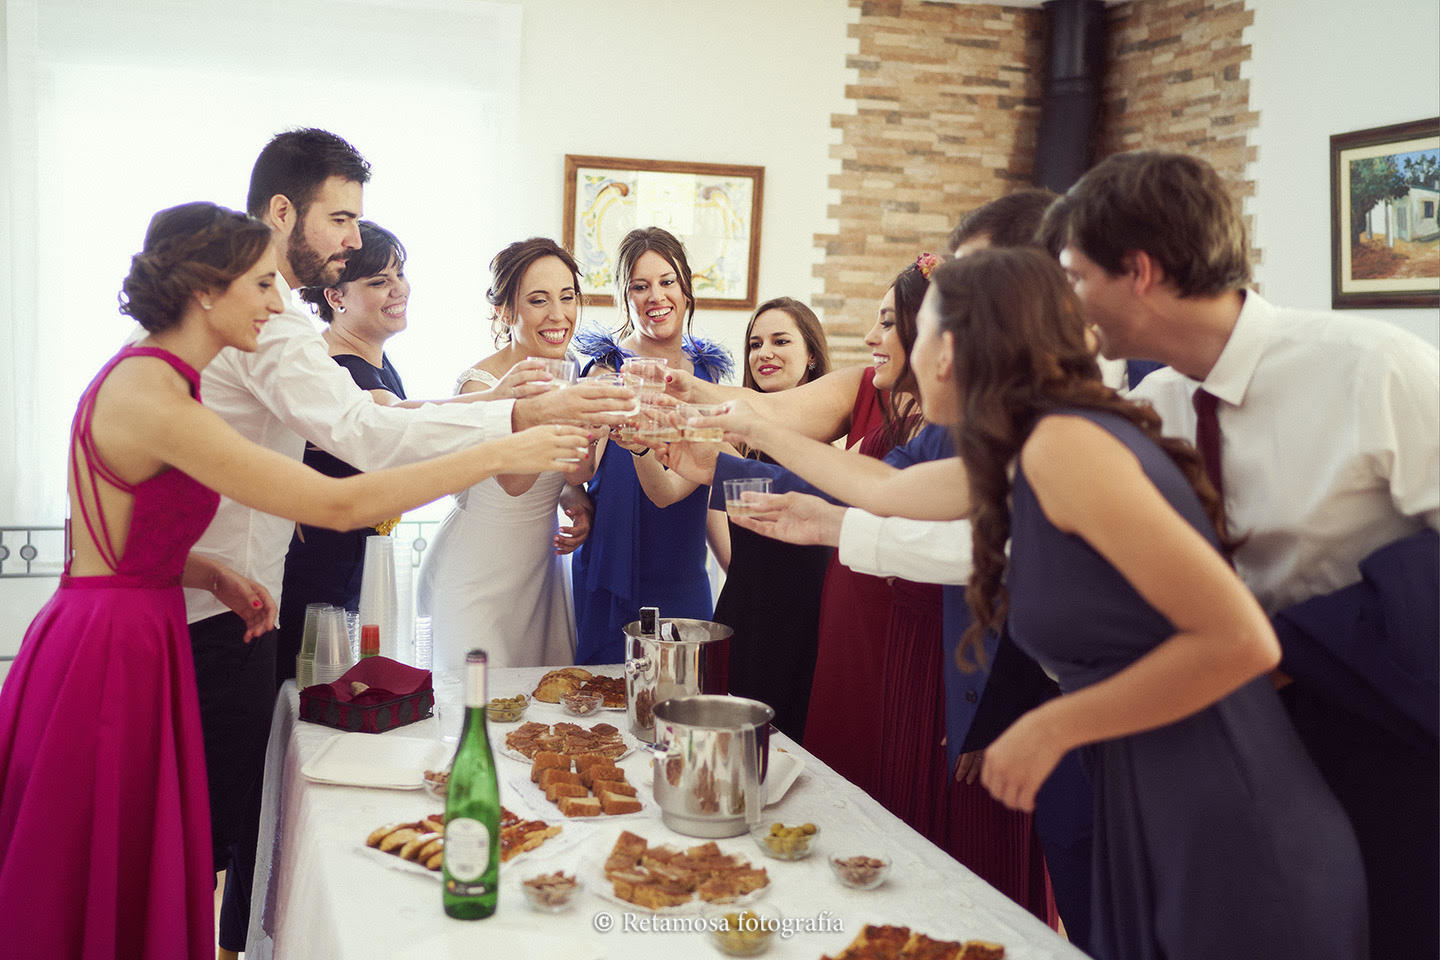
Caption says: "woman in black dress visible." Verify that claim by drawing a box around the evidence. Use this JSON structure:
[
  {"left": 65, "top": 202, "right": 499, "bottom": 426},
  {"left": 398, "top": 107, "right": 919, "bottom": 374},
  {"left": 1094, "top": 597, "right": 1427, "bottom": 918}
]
[
  {"left": 276, "top": 221, "right": 411, "bottom": 685},
  {"left": 711, "top": 297, "right": 832, "bottom": 738}
]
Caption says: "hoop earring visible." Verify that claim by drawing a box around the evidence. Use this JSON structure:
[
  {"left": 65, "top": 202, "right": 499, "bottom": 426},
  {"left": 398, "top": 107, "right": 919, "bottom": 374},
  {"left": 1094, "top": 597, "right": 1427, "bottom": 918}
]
[{"left": 336, "top": 305, "right": 347, "bottom": 313}]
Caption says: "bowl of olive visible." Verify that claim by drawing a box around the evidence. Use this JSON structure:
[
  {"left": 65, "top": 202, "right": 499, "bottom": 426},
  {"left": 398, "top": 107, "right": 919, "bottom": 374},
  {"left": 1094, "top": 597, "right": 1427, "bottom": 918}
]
[
  {"left": 749, "top": 821, "right": 818, "bottom": 861},
  {"left": 485, "top": 693, "right": 529, "bottom": 723},
  {"left": 705, "top": 903, "right": 780, "bottom": 956}
]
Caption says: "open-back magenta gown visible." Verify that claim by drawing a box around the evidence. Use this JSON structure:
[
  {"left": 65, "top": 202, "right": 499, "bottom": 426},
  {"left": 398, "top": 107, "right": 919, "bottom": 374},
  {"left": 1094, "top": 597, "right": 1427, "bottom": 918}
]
[{"left": 0, "top": 346, "right": 218, "bottom": 959}]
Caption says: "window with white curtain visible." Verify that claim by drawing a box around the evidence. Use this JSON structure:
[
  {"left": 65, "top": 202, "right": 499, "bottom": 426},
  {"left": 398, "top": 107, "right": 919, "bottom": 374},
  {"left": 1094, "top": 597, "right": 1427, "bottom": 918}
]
[{"left": 1, "top": 0, "right": 522, "bottom": 525}]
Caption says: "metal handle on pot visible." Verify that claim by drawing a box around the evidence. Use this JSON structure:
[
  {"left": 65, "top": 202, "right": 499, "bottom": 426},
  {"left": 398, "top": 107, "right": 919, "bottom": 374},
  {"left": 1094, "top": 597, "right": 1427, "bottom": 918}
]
[
  {"left": 625, "top": 656, "right": 652, "bottom": 681},
  {"left": 741, "top": 723, "right": 762, "bottom": 826}
]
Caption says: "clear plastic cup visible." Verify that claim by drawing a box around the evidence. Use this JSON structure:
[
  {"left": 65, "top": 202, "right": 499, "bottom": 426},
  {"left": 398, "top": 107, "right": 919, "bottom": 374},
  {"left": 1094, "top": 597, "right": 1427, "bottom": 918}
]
[
  {"left": 723, "top": 477, "right": 772, "bottom": 517},
  {"left": 681, "top": 403, "right": 728, "bottom": 442}
]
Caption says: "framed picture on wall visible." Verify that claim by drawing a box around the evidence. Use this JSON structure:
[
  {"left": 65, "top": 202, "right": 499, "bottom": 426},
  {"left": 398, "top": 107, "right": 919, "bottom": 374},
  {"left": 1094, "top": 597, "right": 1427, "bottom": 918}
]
[
  {"left": 1329, "top": 117, "right": 1440, "bottom": 309},
  {"left": 563, "top": 155, "right": 764, "bottom": 309}
]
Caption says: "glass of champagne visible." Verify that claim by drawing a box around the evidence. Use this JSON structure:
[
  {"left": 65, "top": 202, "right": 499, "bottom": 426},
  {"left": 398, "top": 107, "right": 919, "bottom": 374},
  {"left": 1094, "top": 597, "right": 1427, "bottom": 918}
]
[
  {"left": 680, "top": 403, "right": 728, "bottom": 442},
  {"left": 723, "top": 477, "right": 772, "bottom": 517},
  {"left": 534, "top": 357, "right": 576, "bottom": 390}
]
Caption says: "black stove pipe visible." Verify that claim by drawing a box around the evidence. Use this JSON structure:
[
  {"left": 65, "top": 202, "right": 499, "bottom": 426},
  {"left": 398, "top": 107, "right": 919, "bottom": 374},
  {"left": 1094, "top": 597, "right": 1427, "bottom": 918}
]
[{"left": 1033, "top": 0, "right": 1108, "bottom": 192}]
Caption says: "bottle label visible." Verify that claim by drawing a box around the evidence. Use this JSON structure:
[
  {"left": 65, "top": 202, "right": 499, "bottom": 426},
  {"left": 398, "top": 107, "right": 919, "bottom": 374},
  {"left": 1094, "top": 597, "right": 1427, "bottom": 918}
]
[{"left": 445, "top": 817, "right": 491, "bottom": 882}]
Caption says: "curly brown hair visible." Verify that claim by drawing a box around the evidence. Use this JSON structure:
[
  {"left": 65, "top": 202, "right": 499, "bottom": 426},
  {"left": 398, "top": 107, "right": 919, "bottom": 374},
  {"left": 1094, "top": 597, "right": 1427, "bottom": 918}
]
[
  {"left": 119, "top": 202, "right": 273, "bottom": 333},
  {"left": 930, "top": 248, "right": 1232, "bottom": 671}
]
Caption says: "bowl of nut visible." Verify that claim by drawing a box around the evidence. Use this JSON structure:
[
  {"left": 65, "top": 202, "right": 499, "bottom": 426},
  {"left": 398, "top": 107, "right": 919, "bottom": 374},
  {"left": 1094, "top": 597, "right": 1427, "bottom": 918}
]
[
  {"left": 829, "top": 852, "right": 891, "bottom": 890},
  {"left": 749, "top": 821, "right": 819, "bottom": 861},
  {"left": 520, "top": 870, "right": 581, "bottom": 913},
  {"left": 421, "top": 766, "right": 450, "bottom": 801},
  {"left": 485, "top": 693, "right": 529, "bottom": 724},
  {"left": 560, "top": 690, "right": 604, "bottom": 717},
  {"left": 705, "top": 902, "right": 780, "bottom": 956}
]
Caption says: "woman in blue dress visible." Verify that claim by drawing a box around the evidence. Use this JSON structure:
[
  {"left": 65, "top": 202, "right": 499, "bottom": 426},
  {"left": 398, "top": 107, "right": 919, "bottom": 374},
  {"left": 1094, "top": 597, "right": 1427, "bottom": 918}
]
[
  {"left": 916, "top": 248, "right": 1367, "bottom": 959},
  {"left": 570, "top": 227, "right": 732, "bottom": 664}
]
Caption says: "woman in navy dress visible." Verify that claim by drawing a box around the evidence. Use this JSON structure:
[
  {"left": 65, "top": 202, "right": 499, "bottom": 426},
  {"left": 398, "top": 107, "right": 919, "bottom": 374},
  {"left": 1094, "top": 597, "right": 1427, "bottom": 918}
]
[
  {"left": 570, "top": 227, "right": 732, "bottom": 664},
  {"left": 914, "top": 248, "right": 1366, "bottom": 959},
  {"left": 277, "top": 221, "right": 409, "bottom": 685}
]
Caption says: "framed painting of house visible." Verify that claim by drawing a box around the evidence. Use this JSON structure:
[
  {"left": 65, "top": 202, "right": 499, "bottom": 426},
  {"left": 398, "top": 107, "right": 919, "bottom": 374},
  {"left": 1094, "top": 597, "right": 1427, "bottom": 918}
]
[
  {"left": 1330, "top": 117, "right": 1440, "bottom": 309},
  {"left": 563, "top": 155, "right": 764, "bottom": 309}
]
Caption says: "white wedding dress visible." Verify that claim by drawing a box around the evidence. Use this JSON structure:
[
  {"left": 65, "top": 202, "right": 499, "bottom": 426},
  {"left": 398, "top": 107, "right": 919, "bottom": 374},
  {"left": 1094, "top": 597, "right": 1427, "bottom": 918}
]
[{"left": 416, "top": 368, "right": 577, "bottom": 671}]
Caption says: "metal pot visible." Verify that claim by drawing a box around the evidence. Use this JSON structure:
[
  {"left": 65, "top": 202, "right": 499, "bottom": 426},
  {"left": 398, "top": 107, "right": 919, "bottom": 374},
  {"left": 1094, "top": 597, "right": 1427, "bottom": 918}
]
[
  {"left": 650, "top": 696, "right": 774, "bottom": 838},
  {"left": 623, "top": 617, "right": 730, "bottom": 742}
]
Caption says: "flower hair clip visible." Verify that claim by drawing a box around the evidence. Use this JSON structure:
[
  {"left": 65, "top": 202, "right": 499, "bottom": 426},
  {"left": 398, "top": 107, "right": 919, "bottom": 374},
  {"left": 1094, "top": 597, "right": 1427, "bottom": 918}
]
[{"left": 915, "top": 252, "right": 939, "bottom": 279}]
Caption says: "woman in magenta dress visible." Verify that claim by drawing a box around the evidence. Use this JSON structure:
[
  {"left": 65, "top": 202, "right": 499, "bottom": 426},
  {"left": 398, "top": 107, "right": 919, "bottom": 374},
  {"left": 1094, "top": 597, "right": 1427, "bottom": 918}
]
[{"left": 0, "top": 202, "right": 592, "bottom": 959}]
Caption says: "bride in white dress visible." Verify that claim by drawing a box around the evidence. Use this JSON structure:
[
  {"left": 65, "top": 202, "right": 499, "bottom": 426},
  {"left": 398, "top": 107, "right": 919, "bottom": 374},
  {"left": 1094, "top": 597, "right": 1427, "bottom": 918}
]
[{"left": 417, "top": 239, "right": 599, "bottom": 670}]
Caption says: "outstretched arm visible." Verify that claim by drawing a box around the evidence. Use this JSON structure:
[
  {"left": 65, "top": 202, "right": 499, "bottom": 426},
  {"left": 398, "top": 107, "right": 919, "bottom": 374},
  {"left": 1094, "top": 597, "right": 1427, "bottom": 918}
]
[
  {"left": 105, "top": 363, "right": 592, "bottom": 533},
  {"left": 666, "top": 365, "right": 867, "bottom": 444},
  {"left": 691, "top": 400, "right": 969, "bottom": 520}
]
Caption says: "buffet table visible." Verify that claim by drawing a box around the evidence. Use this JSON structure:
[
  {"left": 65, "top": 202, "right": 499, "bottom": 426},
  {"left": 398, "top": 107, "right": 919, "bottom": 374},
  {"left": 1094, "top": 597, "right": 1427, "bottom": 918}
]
[{"left": 247, "top": 666, "right": 1088, "bottom": 960}]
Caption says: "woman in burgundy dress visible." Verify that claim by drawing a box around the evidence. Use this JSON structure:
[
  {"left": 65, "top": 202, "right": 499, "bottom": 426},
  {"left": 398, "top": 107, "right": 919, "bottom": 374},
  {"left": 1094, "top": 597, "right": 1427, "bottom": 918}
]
[{"left": 0, "top": 202, "right": 591, "bottom": 960}]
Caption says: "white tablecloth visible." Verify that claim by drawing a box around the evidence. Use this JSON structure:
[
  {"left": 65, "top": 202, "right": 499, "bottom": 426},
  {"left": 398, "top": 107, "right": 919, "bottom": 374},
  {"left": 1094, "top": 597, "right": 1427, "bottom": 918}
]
[{"left": 247, "top": 667, "right": 1088, "bottom": 959}]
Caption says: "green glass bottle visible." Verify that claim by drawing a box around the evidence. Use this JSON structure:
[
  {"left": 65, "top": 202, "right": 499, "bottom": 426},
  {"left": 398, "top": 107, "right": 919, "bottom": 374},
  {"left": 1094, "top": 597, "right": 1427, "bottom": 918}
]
[{"left": 442, "top": 649, "right": 500, "bottom": 919}]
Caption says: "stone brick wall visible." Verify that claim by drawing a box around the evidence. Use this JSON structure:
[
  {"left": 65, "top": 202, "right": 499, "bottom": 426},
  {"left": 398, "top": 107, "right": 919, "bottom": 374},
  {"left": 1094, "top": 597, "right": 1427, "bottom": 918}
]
[
  {"left": 815, "top": 0, "right": 1044, "bottom": 365},
  {"left": 814, "top": 0, "right": 1259, "bottom": 366},
  {"left": 1100, "top": 0, "right": 1259, "bottom": 264}
]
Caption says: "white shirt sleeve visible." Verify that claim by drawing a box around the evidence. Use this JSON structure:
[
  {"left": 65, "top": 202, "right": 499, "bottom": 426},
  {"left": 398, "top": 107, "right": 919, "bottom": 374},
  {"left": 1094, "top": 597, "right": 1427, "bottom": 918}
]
[
  {"left": 234, "top": 311, "right": 514, "bottom": 470},
  {"left": 1363, "top": 338, "right": 1440, "bottom": 530},
  {"left": 837, "top": 508, "right": 973, "bottom": 584}
]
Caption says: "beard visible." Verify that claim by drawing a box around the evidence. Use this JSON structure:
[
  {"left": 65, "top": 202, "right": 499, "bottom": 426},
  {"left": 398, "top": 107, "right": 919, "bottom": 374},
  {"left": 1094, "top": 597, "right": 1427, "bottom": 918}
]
[{"left": 288, "top": 219, "right": 350, "bottom": 287}]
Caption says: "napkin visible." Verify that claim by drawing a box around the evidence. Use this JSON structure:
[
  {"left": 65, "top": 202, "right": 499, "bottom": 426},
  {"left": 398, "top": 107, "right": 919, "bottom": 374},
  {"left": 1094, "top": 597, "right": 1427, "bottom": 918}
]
[{"left": 306, "top": 657, "right": 432, "bottom": 706}]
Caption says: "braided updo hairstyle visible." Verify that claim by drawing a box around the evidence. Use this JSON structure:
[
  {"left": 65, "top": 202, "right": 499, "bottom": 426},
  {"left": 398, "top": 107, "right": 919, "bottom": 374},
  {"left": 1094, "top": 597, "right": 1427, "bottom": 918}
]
[
  {"left": 486, "top": 237, "right": 583, "bottom": 346},
  {"left": 119, "top": 202, "right": 273, "bottom": 333}
]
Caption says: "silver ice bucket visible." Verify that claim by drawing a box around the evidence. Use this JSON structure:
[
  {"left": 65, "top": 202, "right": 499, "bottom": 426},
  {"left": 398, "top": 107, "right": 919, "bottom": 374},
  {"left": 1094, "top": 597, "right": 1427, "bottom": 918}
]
[
  {"left": 650, "top": 695, "right": 774, "bottom": 838},
  {"left": 623, "top": 617, "right": 730, "bottom": 743}
]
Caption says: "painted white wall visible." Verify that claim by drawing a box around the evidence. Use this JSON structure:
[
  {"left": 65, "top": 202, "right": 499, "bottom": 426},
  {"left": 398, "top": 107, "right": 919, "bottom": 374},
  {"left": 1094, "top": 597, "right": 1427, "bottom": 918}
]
[
  {"left": 485, "top": 0, "right": 858, "bottom": 362},
  {"left": 1246, "top": 0, "right": 1440, "bottom": 343},
  {"left": 0, "top": 0, "right": 859, "bottom": 671}
]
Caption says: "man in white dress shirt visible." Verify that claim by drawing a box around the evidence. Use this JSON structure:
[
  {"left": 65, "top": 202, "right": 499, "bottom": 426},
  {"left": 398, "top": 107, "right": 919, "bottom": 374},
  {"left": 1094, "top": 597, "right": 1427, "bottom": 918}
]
[
  {"left": 1044, "top": 150, "right": 1439, "bottom": 959},
  {"left": 197, "top": 129, "right": 626, "bottom": 956}
]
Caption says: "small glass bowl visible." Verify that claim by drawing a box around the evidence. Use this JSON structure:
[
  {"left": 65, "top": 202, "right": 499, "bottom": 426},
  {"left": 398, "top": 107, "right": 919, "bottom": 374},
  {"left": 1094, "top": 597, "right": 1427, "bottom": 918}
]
[
  {"left": 485, "top": 693, "right": 529, "bottom": 723},
  {"left": 421, "top": 767, "right": 450, "bottom": 801},
  {"left": 520, "top": 870, "right": 582, "bottom": 913},
  {"left": 705, "top": 901, "right": 780, "bottom": 957},
  {"left": 749, "top": 821, "right": 819, "bottom": 861},
  {"left": 560, "top": 691, "right": 605, "bottom": 717},
  {"left": 828, "top": 852, "right": 891, "bottom": 890}
]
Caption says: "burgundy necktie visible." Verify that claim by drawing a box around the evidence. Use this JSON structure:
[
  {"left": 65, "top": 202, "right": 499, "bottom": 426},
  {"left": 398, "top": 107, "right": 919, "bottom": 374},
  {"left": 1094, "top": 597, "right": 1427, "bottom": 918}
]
[{"left": 1192, "top": 387, "right": 1224, "bottom": 499}]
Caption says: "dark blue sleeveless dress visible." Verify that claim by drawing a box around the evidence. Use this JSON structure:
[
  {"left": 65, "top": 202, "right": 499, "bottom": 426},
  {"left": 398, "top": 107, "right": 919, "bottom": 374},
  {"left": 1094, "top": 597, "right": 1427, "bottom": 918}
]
[
  {"left": 570, "top": 331, "right": 733, "bottom": 664},
  {"left": 1006, "top": 409, "right": 1367, "bottom": 960}
]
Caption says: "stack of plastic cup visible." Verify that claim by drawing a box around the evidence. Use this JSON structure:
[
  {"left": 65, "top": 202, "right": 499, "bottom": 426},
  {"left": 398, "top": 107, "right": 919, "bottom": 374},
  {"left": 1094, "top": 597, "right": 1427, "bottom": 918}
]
[
  {"left": 296, "top": 602, "right": 329, "bottom": 690},
  {"left": 358, "top": 535, "right": 399, "bottom": 659},
  {"left": 413, "top": 616, "right": 433, "bottom": 671},
  {"left": 312, "top": 606, "right": 355, "bottom": 685},
  {"left": 391, "top": 539, "right": 415, "bottom": 663}
]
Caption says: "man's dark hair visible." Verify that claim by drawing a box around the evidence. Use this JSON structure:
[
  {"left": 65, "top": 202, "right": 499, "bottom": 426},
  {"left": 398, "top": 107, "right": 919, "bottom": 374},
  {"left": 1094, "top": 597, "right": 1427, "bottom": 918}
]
[
  {"left": 1038, "top": 151, "right": 1251, "bottom": 297},
  {"left": 948, "top": 188, "right": 1059, "bottom": 252},
  {"left": 246, "top": 128, "right": 371, "bottom": 219}
]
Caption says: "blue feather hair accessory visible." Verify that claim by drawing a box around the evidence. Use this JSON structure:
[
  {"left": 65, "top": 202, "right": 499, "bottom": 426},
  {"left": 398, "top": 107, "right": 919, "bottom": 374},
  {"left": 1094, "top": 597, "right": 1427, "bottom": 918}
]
[{"left": 571, "top": 327, "right": 734, "bottom": 383}]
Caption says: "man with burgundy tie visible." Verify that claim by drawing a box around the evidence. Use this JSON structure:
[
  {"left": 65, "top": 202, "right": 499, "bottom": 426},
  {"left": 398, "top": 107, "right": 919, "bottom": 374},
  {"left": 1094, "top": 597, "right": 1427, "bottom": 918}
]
[{"left": 1044, "top": 150, "right": 1439, "bottom": 959}]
